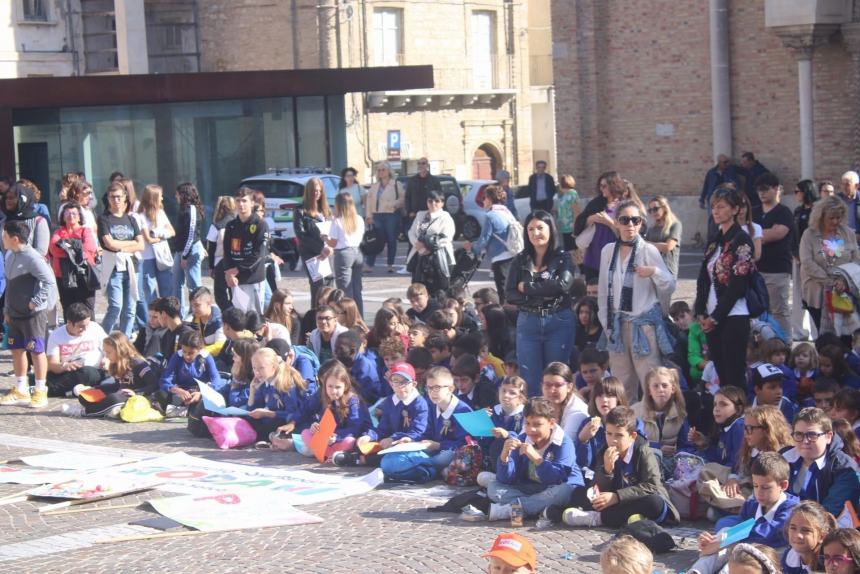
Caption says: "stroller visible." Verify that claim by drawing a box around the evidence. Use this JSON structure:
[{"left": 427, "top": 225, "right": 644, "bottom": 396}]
[
  {"left": 446, "top": 248, "right": 483, "bottom": 296},
  {"left": 822, "top": 261, "right": 860, "bottom": 337}
]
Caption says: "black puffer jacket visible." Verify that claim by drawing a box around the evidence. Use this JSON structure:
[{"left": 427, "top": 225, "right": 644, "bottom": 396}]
[
  {"left": 293, "top": 208, "right": 327, "bottom": 262},
  {"left": 505, "top": 249, "right": 574, "bottom": 313}
]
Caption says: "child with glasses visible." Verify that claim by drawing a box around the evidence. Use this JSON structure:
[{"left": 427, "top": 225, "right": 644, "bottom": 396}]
[
  {"left": 821, "top": 528, "right": 860, "bottom": 574},
  {"left": 784, "top": 407, "right": 860, "bottom": 515}
]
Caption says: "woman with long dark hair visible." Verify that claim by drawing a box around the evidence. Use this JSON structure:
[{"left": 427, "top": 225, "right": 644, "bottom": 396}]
[
  {"left": 295, "top": 177, "right": 334, "bottom": 307},
  {"left": 480, "top": 303, "right": 514, "bottom": 360},
  {"left": 506, "top": 210, "right": 575, "bottom": 396},
  {"left": 171, "top": 182, "right": 205, "bottom": 317},
  {"left": 406, "top": 189, "right": 456, "bottom": 297},
  {"left": 339, "top": 167, "right": 366, "bottom": 217}
]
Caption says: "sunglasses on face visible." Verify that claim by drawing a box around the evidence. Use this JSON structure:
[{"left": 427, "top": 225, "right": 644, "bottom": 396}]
[
  {"left": 647, "top": 206, "right": 661, "bottom": 214},
  {"left": 618, "top": 216, "right": 643, "bottom": 226}
]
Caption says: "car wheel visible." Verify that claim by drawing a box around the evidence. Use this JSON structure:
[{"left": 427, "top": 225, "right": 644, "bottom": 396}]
[
  {"left": 462, "top": 216, "right": 481, "bottom": 241},
  {"left": 444, "top": 193, "right": 461, "bottom": 216}
]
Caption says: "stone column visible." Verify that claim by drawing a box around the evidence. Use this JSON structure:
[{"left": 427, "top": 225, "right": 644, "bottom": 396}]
[
  {"left": 842, "top": 23, "right": 860, "bottom": 168},
  {"left": 709, "top": 0, "right": 732, "bottom": 160},
  {"left": 115, "top": 0, "right": 149, "bottom": 74},
  {"left": 772, "top": 25, "right": 838, "bottom": 179}
]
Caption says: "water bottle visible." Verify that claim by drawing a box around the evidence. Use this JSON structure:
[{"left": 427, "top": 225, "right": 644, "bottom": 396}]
[{"left": 510, "top": 498, "right": 524, "bottom": 527}]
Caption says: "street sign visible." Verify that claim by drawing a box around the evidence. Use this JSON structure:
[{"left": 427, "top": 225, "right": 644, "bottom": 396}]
[{"left": 387, "top": 130, "right": 401, "bottom": 160}]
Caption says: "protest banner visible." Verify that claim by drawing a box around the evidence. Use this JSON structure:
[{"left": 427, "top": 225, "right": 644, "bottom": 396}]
[
  {"left": 149, "top": 490, "right": 323, "bottom": 531},
  {"left": 20, "top": 452, "right": 134, "bottom": 470},
  {"left": 97, "top": 451, "right": 383, "bottom": 505},
  {"left": 0, "top": 465, "right": 75, "bottom": 485}
]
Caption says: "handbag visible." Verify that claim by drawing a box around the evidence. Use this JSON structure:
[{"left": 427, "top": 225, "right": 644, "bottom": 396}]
[
  {"left": 152, "top": 240, "right": 174, "bottom": 271},
  {"left": 745, "top": 268, "right": 770, "bottom": 318},
  {"left": 359, "top": 226, "right": 385, "bottom": 257},
  {"left": 444, "top": 437, "right": 483, "bottom": 486}
]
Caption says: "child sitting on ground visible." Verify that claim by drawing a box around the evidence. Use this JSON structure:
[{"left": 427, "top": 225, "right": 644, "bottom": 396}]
[
  {"left": 477, "top": 397, "right": 584, "bottom": 522},
  {"left": 724, "top": 544, "right": 781, "bottom": 574},
  {"left": 479, "top": 375, "right": 528, "bottom": 478},
  {"left": 833, "top": 418, "right": 860, "bottom": 465},
  {"left": 336, "top": 362, "right": 429, "bottom": 467},
  {"left": 780, "top": 500, "right": 836, "bottom": 574},
  {"left": 631, "top": 366, "right": 692, "bottom": 461},
  {"left": 333, "top": 329, "right": 383, "bottom": 405},
  {"left": 600, "top": 534, "right": 654, "bottom": 574},
  {"left": 818, "top": 345, "right": 860, "bottom": 389},
  {"left": 820, "top": 528, "right": 860, "bottom": 574},
  {"left": 451, "top": 353, "right": 496, "bottom": 410},
  {"left": 831, "top": 388, "right": 860, "bottom": 439},
  {"left": 789, "top": 342, "right": 818, "bottom": 407},
  {"left": 407, "top": 323, "right": 430, "bottom": 349},
  {"left": 813, "top": 379, "right": 840, "bottom": 417},
  {"left": 482, "top": 533, "right": 537, "bottom": 574},
  {"left": 378, "top": 366, "right": 471, "bottom": 483},
  {"left": 690, "top": 452, "right": 798, "bottom": 574},
  {"left": 689, "top": 386, "right": 746, "bottom": 469},
  {"left": 247, "top": 347, "right": 309, "bottom": 445},
  {"left": 299, "top": 360, "right": 370, "bottom": 462},
  {"left": 784, "top": 407, "right": 860, "bottom": 516},
  {"left": 758, "top": 338, "right": 798, "bottom": 401},
  {"left": 157, "top": 330, "right": 223, "bottom": 417},
  {"left": 426, "top": 333, "right": 452, "bottom": 369},
  {"left": 574, "top": 347, "right": 610, "bottom": 402},
  {"left": 751, "top": 363, "right": 798, "bottom": 424},
  {"left": 559, "top": 405, "right": 679, "bottom": 528}
]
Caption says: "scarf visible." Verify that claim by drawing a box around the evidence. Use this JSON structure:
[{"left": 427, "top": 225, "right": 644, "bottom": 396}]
[{"left": 606, "top": 235, "right": 640, "bottom": 329}]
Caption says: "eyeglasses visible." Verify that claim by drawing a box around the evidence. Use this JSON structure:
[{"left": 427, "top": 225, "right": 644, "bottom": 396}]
[
  {"left": 815, "top": 398, "right": 834, "bottom": 407},
  {"left": 390, "top": 378, "right": 411, "bottom": 386},
  {"left": 792, "top": 431, "right": 828, "bottom": 443},
  {"left": 317, "top": 316, "right": 336, "bottom": 323},
  {"left": 426, "top": 385, "right": 452, "bottom": 392},
  {"left": 618, "top": 216, "right": 643, "bottom": 226},
  {"left": 647, "top": 206, "right": 661, "bottom": 214},
  {"left": 743, "top": 425, "right": 764, "bottom": 434},
  {"left": 821, "top": 554, "right": 855, "bottom": 566}
]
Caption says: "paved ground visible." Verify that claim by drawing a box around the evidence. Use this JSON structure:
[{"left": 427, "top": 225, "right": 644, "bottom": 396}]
[{"left": 0, "top": 244, "right": 706, "bottom": 573}]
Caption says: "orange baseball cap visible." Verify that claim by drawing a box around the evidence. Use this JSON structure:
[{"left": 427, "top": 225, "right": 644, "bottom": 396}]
[{"left": 483, "top": 533, "right": 537, "bottom": 570}]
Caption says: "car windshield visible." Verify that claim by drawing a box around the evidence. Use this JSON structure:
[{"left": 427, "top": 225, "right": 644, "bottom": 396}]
[{"left": 241, "top": 180, "right": 304, "bottom": 199}]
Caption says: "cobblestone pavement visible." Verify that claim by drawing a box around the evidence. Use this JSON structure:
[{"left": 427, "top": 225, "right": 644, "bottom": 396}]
[{"left": 0, "top": 246, "right": 704, "bottom": 573}]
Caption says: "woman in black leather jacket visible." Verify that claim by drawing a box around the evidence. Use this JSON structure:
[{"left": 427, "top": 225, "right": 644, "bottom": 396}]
[
  {"left": 506, "top": 210, "right": 575, "bottom": 396},
  {"left": 294, "top": 178, "right": 334, "bottom": 307}
]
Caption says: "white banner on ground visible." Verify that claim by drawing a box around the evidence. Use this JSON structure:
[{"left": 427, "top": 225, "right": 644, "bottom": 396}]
[
  {"left": 0, "top": 466, "right": 75, "bottom": 485},
  {"left": 149, "top": 490, "right": 324, "bottom": 531},
  {"left": 97, "top": 452, "right": 383, "bottom": 505},
  {"left": 26, "top": 475, "right": 162, "bottom": 500},
  {"left": 20, "top": 452, "right": 135, "bottom": 470}
]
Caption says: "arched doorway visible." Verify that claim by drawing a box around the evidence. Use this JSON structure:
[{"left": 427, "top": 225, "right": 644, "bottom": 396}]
[{"left": 472, "top": 143, "right": 501, "bottom": 179}]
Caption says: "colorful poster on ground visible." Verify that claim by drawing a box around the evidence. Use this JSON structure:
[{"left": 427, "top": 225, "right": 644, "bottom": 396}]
[
  {"left": 26, "top": 475, "right": 162, "bottom": 500},
  {"left": 0, "top": 466, "right": 75, "bottom": 485},
  {"left": 97, "top": 452, "right": 384, "bottom": 505},
  {"left": 20, "top": 452, "right": 134, "bottom": 470},
  {"left": 149, "top": 490, "right": 323, "bottom": 531}
]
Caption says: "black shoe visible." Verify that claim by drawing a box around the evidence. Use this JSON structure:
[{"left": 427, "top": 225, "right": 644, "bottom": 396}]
[
  {"left": 543, "top": 504, "right": 564, "bottom": 525},
  {"left": 332, "top": 451, "right": 360, "bottom": 467}
]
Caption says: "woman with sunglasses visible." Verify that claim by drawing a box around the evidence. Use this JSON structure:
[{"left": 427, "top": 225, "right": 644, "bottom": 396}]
[
  {"left": 597, "top": 200, "right": 675, "bottom": 402},
  {"left": 644, "top": 195, "right": 682, "bottom": 278},
  {"left": 406, "top": 189, "right": 456, "bottom": 297},
  {"left": 694, "top": 185, "right": 755, "bottom": 392},
  {"left": 505, "top": 210, "right": 575, "bottom": 396}
]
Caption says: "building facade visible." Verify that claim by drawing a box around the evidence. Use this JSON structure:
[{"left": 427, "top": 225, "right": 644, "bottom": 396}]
[{"left": 552, "top": 0, "right": 860, "bottom": 239}]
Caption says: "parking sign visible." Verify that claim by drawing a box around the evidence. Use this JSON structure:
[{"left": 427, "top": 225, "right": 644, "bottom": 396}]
[{"left": 387, "top": 130, "right": 401, "bottom": 160}]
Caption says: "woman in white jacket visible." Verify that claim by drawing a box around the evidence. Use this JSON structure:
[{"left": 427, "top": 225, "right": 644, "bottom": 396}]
[{"left": 406, "top": 189, "right": 456, "bottom": 297}]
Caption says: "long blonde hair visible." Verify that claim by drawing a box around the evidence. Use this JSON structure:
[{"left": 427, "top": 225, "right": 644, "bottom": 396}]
[
  {"left": 335, "top": 191, "right": 359, "bottom": 234},
  {"left": 648, "top": 195, "right": 677, "bottom": 232},
  {"left": 642, "top": 367, "right": 687, "bottom": 418},
  {"left": 104, "top": 332, "right": 143, "bottom": 379},
  {"left": 248, "top": 348, "right": 307, "bottom": 406},
  {"left": 138, "top": 184, "right": 163, "bottom": 225},
  {"left": 302, "top": 178, "right": 331, "bottom": 218},
  {"left": 213, "top": 196, "right": 236, "bottom": 222},
  {"left": 737, "top": 405, "right": 792, "bottom": 474}
]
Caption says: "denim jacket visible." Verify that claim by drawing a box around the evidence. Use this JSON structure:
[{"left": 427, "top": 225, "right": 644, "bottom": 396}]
[{"left": 471, "top": 206, "right": 514, "bottom": 262}]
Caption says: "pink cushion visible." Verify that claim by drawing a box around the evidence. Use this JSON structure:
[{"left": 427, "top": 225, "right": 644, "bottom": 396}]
[{"left": 202, "top": 416, "right": 257, "bottom": 450}]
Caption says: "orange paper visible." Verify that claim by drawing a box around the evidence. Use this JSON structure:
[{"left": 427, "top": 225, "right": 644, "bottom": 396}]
[
  {"left": 358, "top": 440, "right": 381, "bottom": 455},
  {"left": 309, "top": 409, "right": 337, "bottom": 463},
  {"left": 79, "top": 388, "right": 107, "bottom": 403},
  {"left": 838, "top": 500, "right": 860, "bottom": 528}
]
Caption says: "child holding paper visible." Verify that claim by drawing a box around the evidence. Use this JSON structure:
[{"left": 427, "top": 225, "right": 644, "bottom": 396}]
[
  {"left": 156, "top": 330, "right": 223, "bottom": 417},
  {"left": 378, "top": 366, "right": 471, "bottom": 482},
  {"left": 689, "top": 452, "right": 798, "bottom": 574},
  {"left": 334, "top": 362, "right": 429, "bottom": 467},
  {"left": 300, "top": 360, "right": 370, "bottom": 461},
  {"left": 246, "top": 347, "right": 310, "bottom": 445}
]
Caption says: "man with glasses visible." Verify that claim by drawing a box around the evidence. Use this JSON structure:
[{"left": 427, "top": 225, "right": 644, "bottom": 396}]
[
  {"left": 307, "top": 304, "right": 347, "bottom": 364},
  {"left": 404, "top": 157, "right": 441, "bottom": 246},
  {"left": 784, "top": 407, "right": 860, "bottom": 515}
]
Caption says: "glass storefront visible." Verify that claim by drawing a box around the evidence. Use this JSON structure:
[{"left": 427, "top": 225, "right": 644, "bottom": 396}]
[{"left": 12, "top": 95, "right": 347, "bottom": 219}]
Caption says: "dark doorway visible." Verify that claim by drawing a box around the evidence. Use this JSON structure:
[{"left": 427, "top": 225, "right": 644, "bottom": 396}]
[{"left": 17, "top": 142, "right": 50, "bottom": 211}]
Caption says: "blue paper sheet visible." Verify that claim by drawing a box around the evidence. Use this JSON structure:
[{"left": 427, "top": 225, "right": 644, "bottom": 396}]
[
  {"left": 202, "top": 399, "right": 250, "bottom": 417},
  {"left": 292, "top": 433, "right": 307, "bottom": 454},
  {"left": 453, "top": 409, "right": 495, "bottom": 437},
  {"left": 720, "top": 517, "right": 756, "bottom": 548}
]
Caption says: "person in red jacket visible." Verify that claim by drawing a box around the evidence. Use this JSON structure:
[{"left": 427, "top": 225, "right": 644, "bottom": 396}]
[{"left": 49, "top": 203, "right": 98, "bottom": 319}]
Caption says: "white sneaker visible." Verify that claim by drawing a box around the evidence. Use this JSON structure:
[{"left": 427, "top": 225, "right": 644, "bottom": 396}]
[
  {"left": 72, "top": 384, "right": 92, "bottom": 397},
  {"left": 562, "top": 507, "right": 600, "bottom": 527},
  {"left": 459, "top": 505, "right": 487, "bottom": 522},
  {"left": 476, "top": 471, "right": 495, "bottom": 488},
  {"left": 706, "top": 506, "right": 719, "bottom": 522},
  {"left": 164, "top": 405, "right": 188, "bottom": 418},
  {"left": 106, "top": 404, "right": 123, "bottom": 419},
  {"left": 488, "top": 503, "right": 512, "bottom": 522},
  {"left": 60, "top": 403, "right": 84, "bottom": 417}
]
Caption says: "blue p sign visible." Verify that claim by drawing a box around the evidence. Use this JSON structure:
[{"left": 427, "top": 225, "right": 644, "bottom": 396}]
[{"left": 387, "top": 130, "right": 401, "bottom": 150}]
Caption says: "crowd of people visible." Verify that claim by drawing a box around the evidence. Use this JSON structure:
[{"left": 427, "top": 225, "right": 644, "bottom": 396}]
[{"left": 2, "top": 154, "right": 860, "bottom": 574}]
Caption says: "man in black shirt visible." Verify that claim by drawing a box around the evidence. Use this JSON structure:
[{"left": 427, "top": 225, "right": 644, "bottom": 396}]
[
  {"left": 404, "top": 157, "right": 441, "bottom": 244},
  {"left": 151, "top": 296, "right": 194, "bottom": 361},
  {"left": 223, "top": 187, "right": 269, "bottom": 314},
  {"left": 754, "top": 172, "right": 795, "bottom": 339}
]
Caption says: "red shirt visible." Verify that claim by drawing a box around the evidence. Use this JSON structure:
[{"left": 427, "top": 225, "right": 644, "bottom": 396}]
[{"left": 49, "top": 225, "right": 97, "bottom": 277}]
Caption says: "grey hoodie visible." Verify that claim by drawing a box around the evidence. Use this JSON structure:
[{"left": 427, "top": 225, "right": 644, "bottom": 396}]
[{"left": 4, "top": 246, "right": 58, "bottom": 319}]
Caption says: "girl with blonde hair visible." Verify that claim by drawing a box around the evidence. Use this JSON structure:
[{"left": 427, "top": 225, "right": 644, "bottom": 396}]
[
  {"left": 247, "top": 347, "right": 310, "bottom": 445},
  {"left": 645, "top": 195, "right": 682, "bottom": 277},
  {"left": 137, "top": 184, "right": 176, "bottom": 311},
  {"left": 632, "top": 366, "right": 690, "bottom": 458},
  {"left": 327, "top": 191, "right": 366, "bottom": 314}
]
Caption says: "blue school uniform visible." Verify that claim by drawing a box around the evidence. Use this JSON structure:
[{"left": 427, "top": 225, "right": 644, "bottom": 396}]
[
  {"left": 774, "top": 364, "right": 799, "bottom": 401},
  {"left": 456, "top": 377, "right": 496, "bottom": 410},
  {"left": 781, "top": 547, "right": 817, "bottom": 574},
  {"left": 304, "top": 393, "right": 371, "bottom": 441},
  {"left": 574, "top": 417, "right": 648, "bottom": 481},
  {"left": 364, "top": 389, "right": 429, "bottom": 442},
  {"left": 293, "top": 353, "right": 318, "bottom": 399},
  {"left": 751, "top": 396, "right": 798, "bottom": 424},
  {"left": 220, "top": 380, "right": 251, "bottom": 408},
  {"left": 841, "top": 372, "right": 860, "bottom": 390},
  {"left": 261, "top": 382, "right": 306, "bottom": 428},
  {"left": 715, "top": 492, "right": 799, "bottom": 548},
  {"left": 496, "top": 424, "right": 584, "bottom": 488},
  {"left": 159, "top": 350, "right": 223, "bottom": 392},
  {"left": 847, "top": 350, "right": 860, "bottom": 377},
  {"left": 490, "top": 404, "right": 525, "bottom": 435},
  {"left": 784, "top": 445, "right": 860, "bottom": 516},
  {"left": 351, "top": 349, "right": 384, "bottom": 404},
  {"left": 423, "top": 395, "right": 472, "bottom": 451},
  {"left": 700, "top": 416, "right": 745, "bottom": 467}
]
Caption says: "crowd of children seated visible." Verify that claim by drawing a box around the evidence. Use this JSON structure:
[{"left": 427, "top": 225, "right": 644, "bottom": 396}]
[{"left": 4, "top": 262, "right": 860, "bottom": 573}]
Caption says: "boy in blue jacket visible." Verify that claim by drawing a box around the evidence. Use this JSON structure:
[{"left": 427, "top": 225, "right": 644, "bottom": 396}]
[
  {"left": 334, "top": 329, "right": 384, "bottom": 405},
  {"left": 337, "top": 362, "right": 429, "bottom": 467},
  {"left": 157, "top": 330, "right": 223, "bottom": 416},
  {"left": 784, "top": 407, "right": 860, "bottom": 516},
  {"left": 379, "top": 367, "right": 471, "bottom": 483},
  {"left": 689, "top": 452, "right": 799, "bottom": 574},
  {"left": 751, "top": 363, "right": 798, "bottom": 424},
  {"left": 480, "top": 397, "right": 584, "bottom": 522}
]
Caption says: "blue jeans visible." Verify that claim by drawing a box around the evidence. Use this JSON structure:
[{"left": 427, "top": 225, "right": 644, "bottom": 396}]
[
  {"left": 172, "top": 242, "right": 203, "bottom": 318},
  {"left": 102, "top": 269, "right": 136, "bottom": 338},
  {"left": 379, "top": 449, "right": 455, "bottom": 483},
  {"left": 366, "top": 213, "right": 401, "bottom": 267},
  {"left": 140, "top": 258, "right": 173, "bottom": 315},
  {"left": 488, "top": 480, "right": 574, "bottom": 516},
  {"left": 516, "top": 307, "right": 574, "bottom": 396}
]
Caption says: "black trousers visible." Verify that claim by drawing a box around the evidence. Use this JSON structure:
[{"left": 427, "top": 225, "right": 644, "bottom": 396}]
[
  {"left": 808, "top": 306, "right": 822, "bottom": 332},
  {"left": 531, "top": 200, "right": 552, "bottom": 212},
  {"left": 705, "top": 315, "right": 750, "bottom": 391},
  {"left": 57, "top": 283, "right": 96, "bottom": 321},
  {"left": 46, "top": 366, "right": 104, "bottom": 397},
  {"left": 212, "top": 260, "right": 231, "bottom": 312},
  {"left": 491, "top": 258, "right": 513, "bottom": 304},
  {"left": 571, "top": 489, "right": 667, "bottom": 527}
]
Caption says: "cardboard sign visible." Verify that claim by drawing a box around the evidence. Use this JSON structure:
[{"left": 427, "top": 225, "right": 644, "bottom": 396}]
[
  {"left": 453, "top": 409, "right": 495, "bottom": 437},
  {"left": 309, "top": 409, "right": 337, "bottom": 463},
  {"left": 720, "top": 517, "right": 755, "bottom": 548}
]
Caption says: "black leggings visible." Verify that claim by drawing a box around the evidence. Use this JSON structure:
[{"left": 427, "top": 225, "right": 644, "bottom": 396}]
[
  {"left": 46, "top": 366, "right": 104, "bottom": 397},
  {"left": 491, "top": 259, "right": 512, "bottom": 305},
  {"left": 705, "top": 315, "right": 750, "bottom": 391},
  {"left": 571, "top": 489, "right": 667, "bottom": 527}
]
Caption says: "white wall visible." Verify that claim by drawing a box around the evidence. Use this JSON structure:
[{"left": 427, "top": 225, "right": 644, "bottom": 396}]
[{"left": 0, "top": 0, "right": 75, "bottom": 78}]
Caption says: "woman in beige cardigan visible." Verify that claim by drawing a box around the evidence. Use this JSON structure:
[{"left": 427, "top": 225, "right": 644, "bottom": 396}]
[
  {"left": 799, "top": 194, "right": 860, "bottom": 333},
  {"left": 364, "top": 161, "right": 405, "bottom": 273}
]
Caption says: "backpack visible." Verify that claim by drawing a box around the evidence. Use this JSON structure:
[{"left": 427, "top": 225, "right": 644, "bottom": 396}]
[
  {"left": 745, "top": 268, "right": 770, "bottom": 319},
  {"left": 444, "top": 437, "right": 483, "bottom": 486},
  {"left": 494, "top": 210, "right": 524, "bottom": 255},
  {"left": 292, "top": 344, "right": 321, "bottom": 373}
]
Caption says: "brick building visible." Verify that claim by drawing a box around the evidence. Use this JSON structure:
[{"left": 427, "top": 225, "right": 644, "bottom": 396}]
[{"left": 552, "top": 0, "right": 860, "bottom": 239}]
